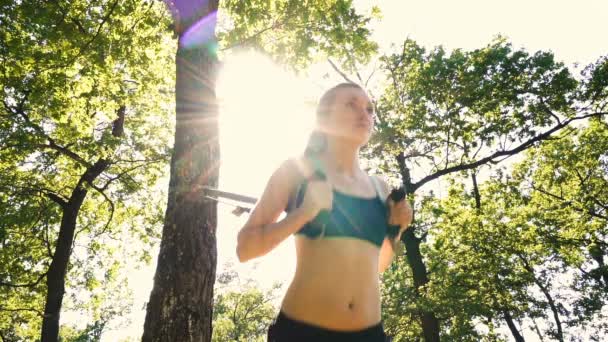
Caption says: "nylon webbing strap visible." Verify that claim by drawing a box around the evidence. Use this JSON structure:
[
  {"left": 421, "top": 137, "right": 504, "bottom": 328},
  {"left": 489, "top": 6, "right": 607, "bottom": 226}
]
[
  {"left": 286, "top": 154, "right": 326, "bottom": 213},
  {"left": 369, "top": 175, "right": 384, "bottom": 200}
]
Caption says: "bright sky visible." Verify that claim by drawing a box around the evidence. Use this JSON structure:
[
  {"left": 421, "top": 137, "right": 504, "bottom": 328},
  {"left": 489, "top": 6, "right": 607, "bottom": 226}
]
[{"left": 99, "top": 1, "right": 607, "bottom": 340}]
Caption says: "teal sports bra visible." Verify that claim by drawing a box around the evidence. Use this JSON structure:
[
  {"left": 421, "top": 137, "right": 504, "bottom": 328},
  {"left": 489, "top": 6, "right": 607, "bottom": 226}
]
[{"left": 286, "top": 170, "right": 400, "bottom": 248}]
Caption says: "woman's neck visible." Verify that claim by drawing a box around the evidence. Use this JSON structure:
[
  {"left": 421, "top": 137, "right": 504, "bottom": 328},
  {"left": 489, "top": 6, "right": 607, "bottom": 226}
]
[{"left": 321, "top": 139, "right": 361, "bottom": 178}]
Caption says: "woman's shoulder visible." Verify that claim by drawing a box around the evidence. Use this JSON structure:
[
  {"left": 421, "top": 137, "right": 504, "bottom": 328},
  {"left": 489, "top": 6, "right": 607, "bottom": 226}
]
[
  {"left": 270, "top": 155, "right": 315, "bottom": 190},
  {"left": 277, "top": 155, "right": 316, "bottom": 181}
]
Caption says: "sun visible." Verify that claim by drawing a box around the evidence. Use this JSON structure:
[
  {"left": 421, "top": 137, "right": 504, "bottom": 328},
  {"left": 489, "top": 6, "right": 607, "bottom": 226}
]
[
  {"left": 216, "top": 49, "right": 317, "bottom": 197},
  {"left": 215, "top": 49, "right": 319, "bottom": 294}
]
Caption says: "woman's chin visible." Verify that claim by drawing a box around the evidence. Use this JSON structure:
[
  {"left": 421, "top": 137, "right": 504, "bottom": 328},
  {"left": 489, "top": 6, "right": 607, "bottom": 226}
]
[
  {"left": 348, "top": 134, "right": 371, "bottom": 147},
  {"left": 332, "top": 129, "right": 370, "bottom": 146}
]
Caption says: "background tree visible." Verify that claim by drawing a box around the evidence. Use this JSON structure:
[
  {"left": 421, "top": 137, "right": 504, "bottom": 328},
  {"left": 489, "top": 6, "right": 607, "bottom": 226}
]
[
  {"left": 368, "top": 38, "right": 607, "bottom": 340},
  {"left": 0, "top": 1, "right": 174, "bottom": 340},
  {"left": 143, "top": 0, "right": 379, "bottom": 340},
  {"left": 415, "top": 117, "right": 608, "bottom": 340},
  {"left": 211, "top": 267, "right": 280, "bottom": 342}
]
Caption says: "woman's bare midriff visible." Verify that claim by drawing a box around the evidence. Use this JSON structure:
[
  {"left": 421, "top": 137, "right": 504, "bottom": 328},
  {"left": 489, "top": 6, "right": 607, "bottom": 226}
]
[{"left": 279, "top": 236, "right": 382, "bottom": 331}]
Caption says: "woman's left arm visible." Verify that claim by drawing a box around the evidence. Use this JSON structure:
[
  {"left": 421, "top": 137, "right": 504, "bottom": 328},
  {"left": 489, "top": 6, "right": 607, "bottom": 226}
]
[
  {"left": 374, "top": 176, "right": 413, "bottom": 273},
  {"left": 378, "top": 237, "right": 396, "bottom": 274}
]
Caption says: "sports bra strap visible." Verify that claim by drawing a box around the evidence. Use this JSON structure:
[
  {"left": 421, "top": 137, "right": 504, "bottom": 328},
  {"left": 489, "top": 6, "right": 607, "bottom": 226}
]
[{"left": 369, "top": 175, "right": 384, "bottom": 200}]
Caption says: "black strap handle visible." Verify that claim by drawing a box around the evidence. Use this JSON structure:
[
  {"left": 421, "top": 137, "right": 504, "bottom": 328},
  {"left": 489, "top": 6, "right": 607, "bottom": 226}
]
[
  {"left": 286, "top": 158, "right": 330, "bottom": 226},
  {"left": 389, "top": 187, "right": 406, "bottom": 202}
]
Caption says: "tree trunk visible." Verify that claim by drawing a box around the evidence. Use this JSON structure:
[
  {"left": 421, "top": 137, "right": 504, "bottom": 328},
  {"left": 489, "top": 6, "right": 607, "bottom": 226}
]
[
  {"left": 520, "top": 257, "right": 564, "bottom": 342},
  {"left": 588, "top": 242, "right": 608, "bottom": 286},
  {"left": 397, "top": 152, "right": 441, "bottom": 342},
  {"left": 503, "top": 310, "right": 525, "bottom": 342},
  {"left": 535, "top": 277, "right": 564, "bottom": 342},
  {"left": 532, "top": 318, "right": 545, "bottom": 341},
  {"left": 471, "top": 171, "right": 481, "bottom": 211},
  {"left": 40, "top": 105, "right": 125, "bottom": 341},
  {"left": 402, "top": 230, "right": 441, "bottom": 342},
  {"left": 472, "top": 170, "right": 526, "bottom": 342},
  {"left": 40, "top": 159, "right": 110, "bottom": 341},
  {"left": 142, "top": 1, "right": 220, "bottom": 341}
]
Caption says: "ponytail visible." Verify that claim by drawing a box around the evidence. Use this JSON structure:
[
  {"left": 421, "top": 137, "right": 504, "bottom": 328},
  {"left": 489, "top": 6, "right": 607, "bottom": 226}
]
[{"left": 304, "top": 130, "right": 327, "bottom": 157}]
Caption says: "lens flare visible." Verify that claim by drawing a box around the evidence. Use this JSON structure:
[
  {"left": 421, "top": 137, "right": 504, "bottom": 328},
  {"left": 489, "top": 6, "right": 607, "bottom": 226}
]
[{"left": 179, "top": 10, "right": 218, "bottom": 53}]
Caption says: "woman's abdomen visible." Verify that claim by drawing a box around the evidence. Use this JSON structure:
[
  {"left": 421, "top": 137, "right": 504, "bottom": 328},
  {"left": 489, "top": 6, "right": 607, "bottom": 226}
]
[{"left": 279, "top": 238, "right": 382, "bottom": 331}]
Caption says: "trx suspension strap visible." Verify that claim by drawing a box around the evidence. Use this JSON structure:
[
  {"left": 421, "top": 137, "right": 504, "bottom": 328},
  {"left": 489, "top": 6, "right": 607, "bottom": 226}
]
[
  {"left": 202, "top": 156, "right": 404, "bottom": 220},
  {"left": 200, "top": 185, "right": 257, "bottom": 216},
  {"left": 200, "top": 156, "right": 328, "bottom": 217}
]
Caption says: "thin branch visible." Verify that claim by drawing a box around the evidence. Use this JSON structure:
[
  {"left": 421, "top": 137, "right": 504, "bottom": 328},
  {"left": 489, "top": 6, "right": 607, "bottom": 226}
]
[
  {"left": 445, "top": 120, "right": 453, "bottom": 169},
  {"left": 88, "top": 183, "right": 115, "bottom": 238},
  {"left": 591, "top": 196, "right": 608, "bottom": 213},
  {"left": 489, "top": 153, "right": 517, "bottom": 165},
  {"left": 365, "top": 61, "right": 378, "bottom": 88},
  {"left": 540, "top": 97, "right": 562, "bottom": 125},
  {"left": 55, "top": 1, "right": 87, "bottom": 35},
  {"left": 327, "top": 58, "right": 357, "bottom": 84},
  {"left": 220, "top": 17, "right": 285, "bottom": 51},
  {"left": 39, "top": 0, "right": 120, "bottom": 74},
  {"left": 46, "top": 192, "right": 67, "bottom": 207},
  {"left": 574, "top": 169, "right": 593, "bottom": 187},
  {"left": 0, "top": 272, "right": 47, "bottom": 288},
  {"left": 115, "top": 156, "right": 168, "bottom": 164},
  {"left": 411, "top": 111, "right": 607, "bottom": 192},
  {"left": 0, "top": 307, "right": 44, "bottom": 317},
  {"left": 98, "top": 158, "right": 163, "bottom": 191},
  {"left": 128, "top": 0, "right": 155, "bottom": 32},
  {"left": 5, "top": 103, "right": 91, "bottom": 167},
  {"left": 438, "top": 137, "right": 465, "bottom": 151},
  {"left": 1, "top": 184, "right": 68, "bottom": 208},
  {"left": 34, "top": 143, "right": 91, "bottom": 168},
  {"left": 346, "top": 48, "right": 365, "bottom": 85},
  {"left": 531, "top": 184, "right": 608, "bottom": 221}
]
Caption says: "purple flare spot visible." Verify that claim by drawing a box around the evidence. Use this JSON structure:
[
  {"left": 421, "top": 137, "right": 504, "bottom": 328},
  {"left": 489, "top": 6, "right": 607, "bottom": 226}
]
[{"left": 180, "top": 10, "right": 218, "bottom": 49}]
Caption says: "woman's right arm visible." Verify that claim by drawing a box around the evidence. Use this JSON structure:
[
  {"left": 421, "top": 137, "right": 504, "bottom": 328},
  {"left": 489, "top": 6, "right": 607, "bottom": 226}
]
[{"left": 236, "top": 158, "right": 316, "bottom": 263}]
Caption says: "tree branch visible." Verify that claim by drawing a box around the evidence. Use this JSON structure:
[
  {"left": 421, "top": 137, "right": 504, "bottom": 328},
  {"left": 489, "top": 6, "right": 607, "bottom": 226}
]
[
  {"left": 35, "top": 143, "right": 91, "bottom": 168},
  {"left": 531, "top": 184, "right": 608, "bottom": 221},
  {"left": 0, "top": 306, "right": 44, "bottom": 317},
  {"left": 539, "top": 96, "right": 562, "bottom": 125},
  {"left": 0, "top": 184, "right": 68, "bottom": 207},
  {"left": 98, "top": 157, "right": 164, "bottom": 191},
  {"left": 46, "top": 192, "right": 67, "bottom": 207},
  {"left": 411, "top": 111, "right": 607, "bottom": 192},
  {"left": 220, "top": 21, "right": 281, "bottom": 51},
  {"left": 5, "top": 102, "right": 92, "bottom": 167},
  {"left": 111, "top": 105, "right": 126, "bottom": 137},
  {"left": 88, "top": 183, "right": 115, "bottom": 239},
  {"left": 327, "top": 58, "right": 357, "bottom": 84},
  {"left": 365, "top": 61, "right": 378, "bottom": 88},
  {"left": 38, "top": 0, "right": 120, "bottom": 75},
  {"left": 0, "top": 272, "right": 47, "bottom": 288},
  {"left": 346, "top": 48, "right": 365, "bottom": 85},
  {"left": 81, "top": 1, "right": 120, "bottom": 48}
]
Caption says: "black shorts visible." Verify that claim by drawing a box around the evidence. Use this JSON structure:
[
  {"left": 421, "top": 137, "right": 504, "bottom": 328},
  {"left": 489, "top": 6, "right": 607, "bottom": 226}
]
[{"left": 267, "top": 310, "right": 392, "bottom": 342}]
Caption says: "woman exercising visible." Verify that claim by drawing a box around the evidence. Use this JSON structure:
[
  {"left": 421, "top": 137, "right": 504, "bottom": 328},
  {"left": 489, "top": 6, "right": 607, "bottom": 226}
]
[{"left": 236, "top": 83, "right": 413, "bottom": 342}]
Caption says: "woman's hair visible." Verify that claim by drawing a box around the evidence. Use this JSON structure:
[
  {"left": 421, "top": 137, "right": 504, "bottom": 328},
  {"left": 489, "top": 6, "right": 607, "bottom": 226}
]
[{"left": 304, "top": 82, "right": 364, "bottom": 157}]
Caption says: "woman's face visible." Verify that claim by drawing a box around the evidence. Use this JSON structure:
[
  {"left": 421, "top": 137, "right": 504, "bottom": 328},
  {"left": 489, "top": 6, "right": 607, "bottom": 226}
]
[{"left": 322, "top": 87, "right": 375, "bottom": 147}]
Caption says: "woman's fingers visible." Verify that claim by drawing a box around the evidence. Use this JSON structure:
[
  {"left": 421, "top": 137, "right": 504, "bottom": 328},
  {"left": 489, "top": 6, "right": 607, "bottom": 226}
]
[{"left": 388, "top": 199, "right": 413, "bottom": 227}]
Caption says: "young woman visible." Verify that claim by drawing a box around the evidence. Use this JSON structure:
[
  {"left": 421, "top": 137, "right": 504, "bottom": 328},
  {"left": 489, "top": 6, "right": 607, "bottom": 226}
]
[{"left": 236, "top": 83, "right": 413, "bottom": 342}]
